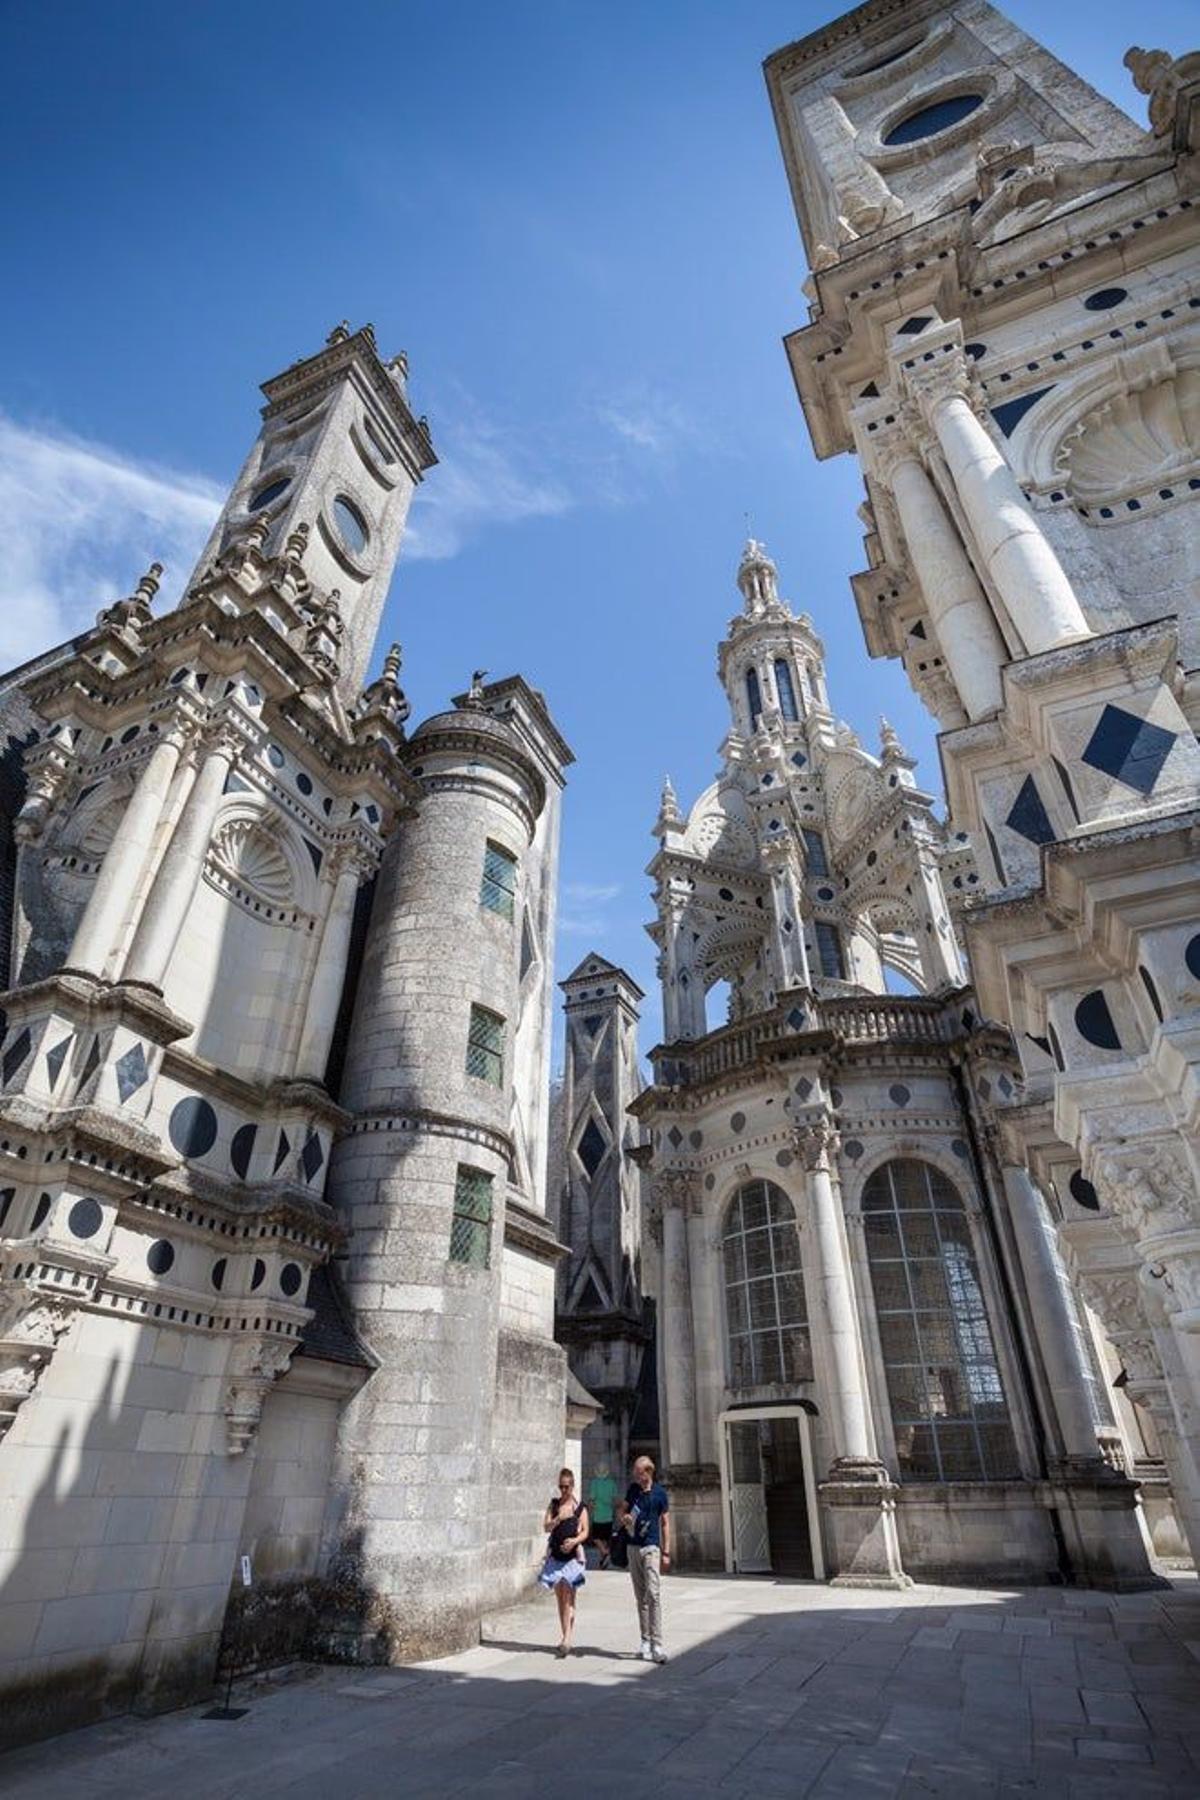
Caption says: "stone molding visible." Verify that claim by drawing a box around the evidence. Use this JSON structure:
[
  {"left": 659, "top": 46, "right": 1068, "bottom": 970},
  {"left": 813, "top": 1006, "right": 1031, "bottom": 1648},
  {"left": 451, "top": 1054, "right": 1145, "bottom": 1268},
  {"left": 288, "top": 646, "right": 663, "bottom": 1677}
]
[
  {"left": 225, "top": 1333, "right": 299, "bottom": 1455},
  {"left": 340, "top": 1105, "right": 513, "bottom": 1168},
  {"left": 503, "top": 1197, "right": 569, "bottom": 1264}
]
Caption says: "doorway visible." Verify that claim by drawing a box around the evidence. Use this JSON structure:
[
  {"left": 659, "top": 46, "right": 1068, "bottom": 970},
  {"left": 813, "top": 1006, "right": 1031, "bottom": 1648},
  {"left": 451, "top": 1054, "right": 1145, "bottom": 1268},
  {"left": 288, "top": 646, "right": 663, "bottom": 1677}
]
[{"left": 719, "top": 1407, "right": 823, "bottom": 1579}]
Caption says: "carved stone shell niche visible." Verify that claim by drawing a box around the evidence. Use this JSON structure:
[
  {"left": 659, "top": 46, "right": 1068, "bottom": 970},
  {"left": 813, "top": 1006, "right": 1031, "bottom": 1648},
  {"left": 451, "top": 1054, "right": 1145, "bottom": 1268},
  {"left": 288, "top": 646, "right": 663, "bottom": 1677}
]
[{"left": 1055, "top": 367, "right": 1199, "bottom": 507}]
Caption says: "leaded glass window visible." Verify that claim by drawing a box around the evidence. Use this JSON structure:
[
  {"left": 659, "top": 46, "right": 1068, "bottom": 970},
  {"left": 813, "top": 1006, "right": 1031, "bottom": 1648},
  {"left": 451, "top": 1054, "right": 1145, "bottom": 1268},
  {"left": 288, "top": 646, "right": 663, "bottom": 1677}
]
[
  {"left": 774, "top": 659, "right": 800, "bottom": 723},
  {"left": 481, "top": 841, "right": 517, "bottom": 920},
  {"left": 802, "top": 828, "right": 829, "bottom": 877},
  {"left": 863, "top": 1158, "right": 1018, "bottom": 1481},
  {"left": 815, "top": 921, "right": 845, "bottom": 980},
  {"left": 450, "top": 1165, "right": 493, "bottom": 1267},
  {"left": 746, "top": 668, "right": 763, "bottom": 726},
  {"left": 466, "top": 1004, "right": 504, "bottom": 1086},
  {"left": 722, "top": 1180, "right": 810, "bottom": 1388}
]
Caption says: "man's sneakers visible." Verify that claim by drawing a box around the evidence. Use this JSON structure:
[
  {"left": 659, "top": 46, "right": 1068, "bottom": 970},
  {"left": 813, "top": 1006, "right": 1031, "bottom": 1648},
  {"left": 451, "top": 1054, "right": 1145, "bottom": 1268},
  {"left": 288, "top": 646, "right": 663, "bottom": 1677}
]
[
  {"left": 652, "top": 1644, "right": 669, "bottom": 1664},
  {"left": 638, "top": 1639, "right": 653, "bottom": 1660}
]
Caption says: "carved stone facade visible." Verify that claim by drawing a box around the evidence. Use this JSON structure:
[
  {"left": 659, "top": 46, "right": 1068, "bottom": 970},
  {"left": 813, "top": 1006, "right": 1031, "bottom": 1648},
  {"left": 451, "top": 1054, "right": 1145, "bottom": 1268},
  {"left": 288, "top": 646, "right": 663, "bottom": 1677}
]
[
  {"left": 629, "top": 544, "right": 1161, "bottom": 1589},
  {"left": 765, "top": 2, "right": 1200, "bottom": 1567},
  {"left": 0, "top": 326, "right": 572, "bottom": 1744}
]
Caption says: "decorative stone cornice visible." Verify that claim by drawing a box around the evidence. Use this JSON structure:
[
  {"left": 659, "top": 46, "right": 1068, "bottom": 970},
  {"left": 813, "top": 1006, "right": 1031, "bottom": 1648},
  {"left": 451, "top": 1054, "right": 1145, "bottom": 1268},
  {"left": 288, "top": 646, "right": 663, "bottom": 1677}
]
[
  {"left": 1088, "top": 1139, "right": 1196, "bottom": 1236},
  {"left": 503, "top": 1198, "right": 569, "bottom": 1264}
]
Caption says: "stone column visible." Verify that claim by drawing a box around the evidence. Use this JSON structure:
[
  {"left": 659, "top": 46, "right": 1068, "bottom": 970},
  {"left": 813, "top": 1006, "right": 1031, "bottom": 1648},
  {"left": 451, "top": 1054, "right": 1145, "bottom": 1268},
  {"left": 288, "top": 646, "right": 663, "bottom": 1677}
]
[
  {"left": 656, "top": 1172, "right": 698, "bottom": 1469},
  {"left": 67, "top": 723, "right": 188, "bottom": 978},
  {"left": 765, "top": 841, "right": 811, "bottom": 993},
  {"left": 294, "top": 847, "right": 369, "bottom": 1080},
  {"left": 918, "top": 375, "right": 1091, "bottom": 653},
  {"left": 1003, "top": 1166, "right": 1106, "bottom": 1464},
  {"left": 122, "top": 724, "right": 239, "bottom": 989},
  {"left": 795, "top": 1121, "right": 909, "bottom": 1587},
  {"left": 911, "top": 846, "right": 966, "bottom": 991},
  {"left": 687, "top": 1201, "right": 721, "bottom": 1466},
  {"left": 883, "top": 436, "right": 1005, "bottom": 721}
]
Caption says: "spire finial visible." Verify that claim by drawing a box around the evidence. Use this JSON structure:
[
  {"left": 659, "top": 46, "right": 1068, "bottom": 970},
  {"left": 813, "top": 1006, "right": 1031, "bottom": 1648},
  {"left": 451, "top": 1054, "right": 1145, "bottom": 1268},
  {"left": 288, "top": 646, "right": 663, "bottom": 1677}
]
[
  {"left": 383, "top": 642, "right": 403, "bottom": 684},
  {"left": 655, "top": 773, "right": 682, "bottom": 834},
  {"left": 736, "top": 535, "right": 779, "bottom": 616},
  {"left": 326, "top": 320, "right": 352, "bottom": 345},
  {"left": 462, "top": 668, "right": 488, "bottom": 710},
  {"left": 135, "top": 561, "right": 163, "bottom": 607}
]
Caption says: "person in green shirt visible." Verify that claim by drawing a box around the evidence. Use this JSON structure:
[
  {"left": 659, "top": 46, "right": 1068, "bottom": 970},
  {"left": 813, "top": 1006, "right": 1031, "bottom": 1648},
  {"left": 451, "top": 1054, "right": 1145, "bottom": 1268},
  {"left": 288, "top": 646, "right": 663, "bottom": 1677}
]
[{"left": 586, "top": 1465, "right": 618, "bottom": 1568}]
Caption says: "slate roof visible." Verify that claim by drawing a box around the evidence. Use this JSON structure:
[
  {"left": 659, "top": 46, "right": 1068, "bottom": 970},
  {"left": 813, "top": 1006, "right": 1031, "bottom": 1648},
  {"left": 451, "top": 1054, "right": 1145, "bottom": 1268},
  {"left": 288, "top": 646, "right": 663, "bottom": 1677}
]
[{"left": 298, "top": 1262, "right": 376, "bottom": 1369}]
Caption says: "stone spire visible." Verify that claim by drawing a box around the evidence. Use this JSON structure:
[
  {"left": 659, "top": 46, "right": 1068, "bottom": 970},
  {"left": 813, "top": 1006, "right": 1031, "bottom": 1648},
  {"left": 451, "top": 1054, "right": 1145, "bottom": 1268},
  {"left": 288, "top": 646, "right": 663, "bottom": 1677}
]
[
  {"left": 736, "top": 538, "right": 782, "bottom": 616},
  {"left": 654, "top": 774, "right": 683, "bottom": 836}
]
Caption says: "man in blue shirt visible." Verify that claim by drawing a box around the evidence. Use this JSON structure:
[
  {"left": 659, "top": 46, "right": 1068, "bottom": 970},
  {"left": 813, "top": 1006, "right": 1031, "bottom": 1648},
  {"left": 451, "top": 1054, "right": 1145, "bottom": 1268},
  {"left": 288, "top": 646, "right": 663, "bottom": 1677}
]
[{"left": 625, "top": 1455, "right": 670, "bottom": 1663}]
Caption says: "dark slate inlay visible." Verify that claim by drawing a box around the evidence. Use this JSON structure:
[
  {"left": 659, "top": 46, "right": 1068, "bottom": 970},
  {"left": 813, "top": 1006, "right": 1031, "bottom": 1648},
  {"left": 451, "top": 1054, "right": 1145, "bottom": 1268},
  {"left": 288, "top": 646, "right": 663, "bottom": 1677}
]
[
  {"left": 45, "top": 1035, "right": 73, "bottom": 1089},
  {"left": 666, "top": 1125, "right": 683, "bottom": 1150},
  {"left": 730, "top": 1111, "right": 747, "bottom": 1134},
  {"left": 787, "top": 1007, "right": 808, "bottom": 1031},
  {"left": 251, "top": 1257, "right": 266, "bottom": 1291},
  {"left": 579, "top": 1119, "right": 607, "bottom": 1175},
  {"left": 224, "top": 771, "right": 253, "bottom": 795},
  {"left": 73, "top": 781, "right": 101, "bottom": 811},
  {"left": 1081, "top": 704, "right": 1176, "bottom": 796},
  {"left": 795, "top": 1078, "right": 813, "bottom": 1100},
  {"left": 267, "top": 744, "right": 286, "bottom": 768},
  {"left": 68, "top": 1198, "right": 103, "bottom": 1240},
  {"left": 2, "top": 1028, "right": 32, "bottom": 1086},
  {"left": 775, "top": 1150, "right": 793, "bottom": 1168},
  {"left": 1069, "top": 1170, "right": 1100, "bottom": 1211},
  {"left": 31, "top": 1193, "right": 52, "bottom": 1230},
  {"left": 115, "top": 1042, "right": 149, "bottom": 1103},
  {"left": 898, "top": 315, "right": 933, "bottom": 335},
  {"left": 78, "top": 1034, "right": 101, "bottom": 1089},
  {"left": 704, "top": 1173, "right": 715, "bottom": 1191},
  {"left": 889, "top": 1084, "right": 911, "bottom": 1107},
  {"left": 582, "top": 1015, "right": 603, "bottom": 1037},
  {"left": 273, "top": 1129, "right": 290, "bottom": 1174},
  {"left": 1084, "top": 287, "right": 1127, "bottom": 311},
  {"left": 296, "top": 772, "right": 314, "bottom": 797},
  {"left": 1139, "top": 965, "right": 1164, "bottom": 1024},
  {"left": 147, "top": 1239, "right": 175, "bottom": 1276},
  {"left": 0, "top": 1189, "right": 13, "bottom": 1230},
  {"left": 168, "top": 1095, "right": 218, "bottom": 1159},
  {"left": 1074, "top": 989, "right": 1121, "bottom": 1052},
  {"left": 211, "top": 1257, "right": 227, "bottom": 1292},
  {"left": 1186, "top": 933, "right": 1200, "bottom": 982},
  {"left": 843, "top": 1139, "right": 864, "bottom": 1160},
  {"left": 1005, "top": 774, "right": 1055, "bottom": 846},
  {"left": 230, "top": 1122, "right": 257, "bottom": 1181},
  {"left": 280, "top": 1262, "right": 303, "bottom": 1298},
  {"left": 991, "top": 385, "right": 1055, "bottom": 438},
  {"left": 688, "top": 1130, "right": 703, "bottom": 1149},
  {"left": 300, "top": 1131, "right": 325, "bottom": 1182},
  {"left": 830, "top": 1087, "right": 844, "bottom": 1108},
  {"left": 303, "top": 838, "right": 323, "bottom": 875},
  {"left": 951, "top": 1139, "right": 970, "bottom": 1160}
]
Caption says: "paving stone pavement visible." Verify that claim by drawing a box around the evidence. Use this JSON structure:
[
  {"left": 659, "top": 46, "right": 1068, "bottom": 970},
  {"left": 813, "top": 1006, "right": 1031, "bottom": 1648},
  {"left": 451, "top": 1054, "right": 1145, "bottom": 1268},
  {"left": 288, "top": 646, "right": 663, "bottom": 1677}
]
[{"left": 2, "top": 1571, "right": 1199, "bottom": 1798}]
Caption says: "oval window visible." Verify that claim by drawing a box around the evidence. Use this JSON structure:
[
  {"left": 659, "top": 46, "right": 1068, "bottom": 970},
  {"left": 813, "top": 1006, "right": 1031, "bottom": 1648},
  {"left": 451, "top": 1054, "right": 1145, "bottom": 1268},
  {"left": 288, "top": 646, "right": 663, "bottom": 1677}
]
[
  {"left": 248, "top": 477, "right": 291, "bottom": 511},
  {"left": 884, "top": 92, "right": 983, "bottom": 146},
  {"left": 332, "top": 495, "right": 369, "bottom": 555}
]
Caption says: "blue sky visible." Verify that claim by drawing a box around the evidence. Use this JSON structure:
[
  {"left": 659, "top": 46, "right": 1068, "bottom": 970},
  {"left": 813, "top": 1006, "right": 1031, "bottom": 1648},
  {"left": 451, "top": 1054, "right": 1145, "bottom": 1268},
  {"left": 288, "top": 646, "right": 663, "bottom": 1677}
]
[{"left": 1, "top": 0, "right": 1192, "bottom": 1044}]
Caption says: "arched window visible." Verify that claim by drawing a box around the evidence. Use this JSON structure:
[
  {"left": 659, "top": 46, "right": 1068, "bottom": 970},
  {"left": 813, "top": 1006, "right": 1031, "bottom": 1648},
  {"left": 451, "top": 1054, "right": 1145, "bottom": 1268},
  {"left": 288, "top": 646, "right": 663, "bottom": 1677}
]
[
  {"left": 773, "top": 659, "right": 800, "bottom": 723},
  {"left": 862, "top": 1159, "right": 1018, "bottom": 1481},
  {"left": 722, "top": 1180, "right": 810, "bottom": 1387},
  {"left": 746, "top": 667, "right": 763, "bottom": 727}
]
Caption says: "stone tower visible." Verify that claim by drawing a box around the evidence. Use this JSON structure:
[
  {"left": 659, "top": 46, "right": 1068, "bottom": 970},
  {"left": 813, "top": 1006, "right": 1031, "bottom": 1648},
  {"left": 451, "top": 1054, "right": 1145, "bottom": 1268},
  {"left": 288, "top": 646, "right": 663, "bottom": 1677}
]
[
  {"left": 765, "top": 2, "right": 1200, "bottom": 1566},
  {"left": 630, "top": 538, "right": 1156, "bottom": 1587},
  {"left": 325, "top": 674, "right": 573, "bottom": 1657},
  {"left": 554, "top": 953, "right": 652, "bottom": 1483},
  {"left": 0, "top": 324, "right": 575, "bottom": 1740}
]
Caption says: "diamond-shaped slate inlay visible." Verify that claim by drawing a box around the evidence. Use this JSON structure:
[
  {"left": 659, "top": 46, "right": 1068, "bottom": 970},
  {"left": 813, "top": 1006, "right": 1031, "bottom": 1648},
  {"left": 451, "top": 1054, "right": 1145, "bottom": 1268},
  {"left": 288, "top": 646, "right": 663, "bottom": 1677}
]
[
  {"left": 2, "top": 1028, "right": 32, "bottom": 1086},
  {"left": 578, "top": 1119, "right": 607, "bottom": 1176},
  {"left": 1005, "top": 776, "right": 1055, "bottom": 846},
  {"left": 300, "top": 1131, "right": 324, "bottom": 1182},
  {"left": 582, "top": 1014, "right": 603, "bottom": 1038},
  {"left": 273, "top": 1129, "right": 291, "bottom": 1174},
  {"left": 1081, "top": 704, "right": 1176, "bottom": 796},
  {"left": 45, "top": 1034, "right": 73, "bottom": 1089},
  {"left": 115, "top": 1042, "right": 149, "bottom": 1103},
  {"left": 667, "top": 1126, "right": 684, "bottom": 1150},
  {"left": 786, "top": 1007, "right": 807, "bottom": 1031}
]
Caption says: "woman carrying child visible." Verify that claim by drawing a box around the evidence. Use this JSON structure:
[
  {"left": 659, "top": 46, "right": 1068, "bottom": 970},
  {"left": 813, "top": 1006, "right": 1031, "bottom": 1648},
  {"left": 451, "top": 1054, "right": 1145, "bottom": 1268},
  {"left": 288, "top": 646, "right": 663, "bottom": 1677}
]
[{"left": 539, "top": 1467, "right": 589, "bottom": 1657}]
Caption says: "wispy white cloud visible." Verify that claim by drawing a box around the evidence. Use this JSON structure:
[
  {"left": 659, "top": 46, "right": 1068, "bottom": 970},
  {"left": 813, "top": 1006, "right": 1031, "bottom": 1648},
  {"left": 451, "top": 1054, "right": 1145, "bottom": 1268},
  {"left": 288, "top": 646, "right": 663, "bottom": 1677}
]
[
  {"left": 404, "top": 410, "right": 572, "bottom": 562},
  {"left": 0, "top": 413, "right": 222, "bottom": 668},
  {"left": 558, "top": 879, "right": 622, "bottom": 937},
  {"left": 595, "top": 386, "right": 696, "bottom": 462}
]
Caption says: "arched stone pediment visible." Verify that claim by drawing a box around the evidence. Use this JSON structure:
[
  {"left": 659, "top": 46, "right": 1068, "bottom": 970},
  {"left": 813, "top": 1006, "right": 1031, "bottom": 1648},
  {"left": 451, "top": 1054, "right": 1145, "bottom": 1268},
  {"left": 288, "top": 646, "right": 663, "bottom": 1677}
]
[{"left": 681, "top": 779, "right": 758, "bottom": 870}]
